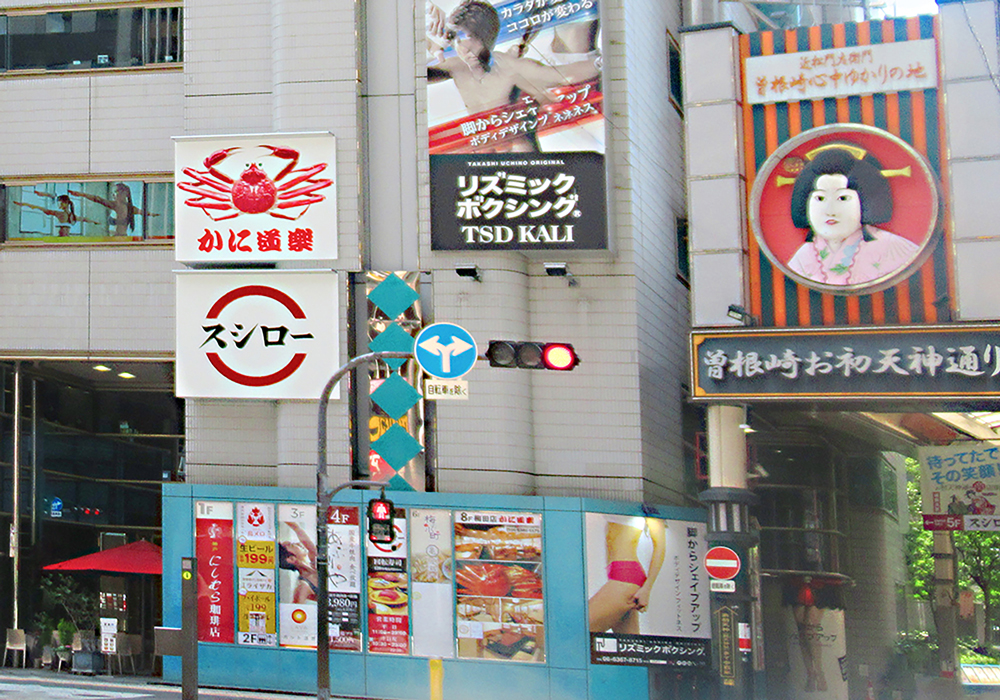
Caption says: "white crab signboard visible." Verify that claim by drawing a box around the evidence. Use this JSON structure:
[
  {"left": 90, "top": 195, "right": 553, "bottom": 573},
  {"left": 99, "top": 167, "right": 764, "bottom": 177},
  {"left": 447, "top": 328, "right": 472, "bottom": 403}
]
[
  {"left": 174, "top": 132, "right": 338, "bottom": 263},
  {"left": 175, "top": 270, "right": 340, "bottom": 399}
]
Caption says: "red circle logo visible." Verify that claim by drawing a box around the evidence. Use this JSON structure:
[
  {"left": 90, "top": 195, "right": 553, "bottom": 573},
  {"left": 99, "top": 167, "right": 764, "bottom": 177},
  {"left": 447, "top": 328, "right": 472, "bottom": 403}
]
[{"left": 749, "top": 124, "right": 939, "bottom": 295}]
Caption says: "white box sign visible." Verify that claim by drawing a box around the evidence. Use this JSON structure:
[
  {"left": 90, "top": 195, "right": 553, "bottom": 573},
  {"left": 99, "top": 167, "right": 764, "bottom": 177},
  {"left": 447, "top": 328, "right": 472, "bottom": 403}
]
[
  {"left": 745, "top": 39, "right": 937, "bottom": 105},
  {"left": 174, "top": 132, "right": 337, "bottom": 263},
  {"left": 176, "top": 270, "right": 340, "bottom": 399}
]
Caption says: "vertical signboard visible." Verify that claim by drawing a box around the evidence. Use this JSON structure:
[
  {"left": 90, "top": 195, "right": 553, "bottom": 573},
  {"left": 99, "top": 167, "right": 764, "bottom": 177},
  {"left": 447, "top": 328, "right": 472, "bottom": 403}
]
[
  {"left": 176, "top": 270, "right": 340, "bottom": 400},
  {"left": 236, "top": 503, "right": 277, "bottom": 646},
  {"left": 454, "top": 511, "right": 544, "bottom": 662},
  {"left": 196, "top": 501, "right": 235, "bottom": 643},
  {"left": 327, "top": 506, "right": 363, "bottom": 651},
  {"left": 278, "top": 504, "right": 318, "bottom": 648},
  {"left": 367, "top": 509, "right": 409, "bottom": 654},
  {"left": 919, "top": 443, "right": 1000, "bottom": 531},
  {"left": 426, "top": 0, "right": 607, "bottom": 252},
  {"left": 410, "top": 509, "right": 454, "bottom": 658},
  {"left": 585, "top": 514, "right": 711, "bottom": 667},
  {"left": 738, "top": 19, "right": 953, "bottom": 327},
  {"left": 174, "top": 132, "right": 337, "bottom": 263}
]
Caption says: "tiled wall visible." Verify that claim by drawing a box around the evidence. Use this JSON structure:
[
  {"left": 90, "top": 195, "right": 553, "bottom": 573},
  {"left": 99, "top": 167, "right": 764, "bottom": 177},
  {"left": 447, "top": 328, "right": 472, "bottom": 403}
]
[
  {"left": 0, "top": 0, "right": 694, "bottom": 507},
  {"left": 941, "top": 0, "right": 1000, "bottom": 320}
]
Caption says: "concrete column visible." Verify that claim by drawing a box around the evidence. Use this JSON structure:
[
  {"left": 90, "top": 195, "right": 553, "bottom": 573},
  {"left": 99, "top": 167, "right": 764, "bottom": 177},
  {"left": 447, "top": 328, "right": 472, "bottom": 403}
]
[{"left": 702, "top": 404, "right": 757, "bottom": 700}]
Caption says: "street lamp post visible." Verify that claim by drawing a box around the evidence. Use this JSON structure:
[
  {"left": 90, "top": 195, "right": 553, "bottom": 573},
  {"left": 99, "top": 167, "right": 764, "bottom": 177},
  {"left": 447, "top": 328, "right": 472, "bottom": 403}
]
[{"left": 315, "top": 351, "right": 412, "bottom": 700}]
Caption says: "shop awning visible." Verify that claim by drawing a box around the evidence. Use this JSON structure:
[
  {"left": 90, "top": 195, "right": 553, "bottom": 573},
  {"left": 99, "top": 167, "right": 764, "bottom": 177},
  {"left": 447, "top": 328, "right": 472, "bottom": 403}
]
[{"left": 43, "top": 540, "right": 162, "bottom": 575}]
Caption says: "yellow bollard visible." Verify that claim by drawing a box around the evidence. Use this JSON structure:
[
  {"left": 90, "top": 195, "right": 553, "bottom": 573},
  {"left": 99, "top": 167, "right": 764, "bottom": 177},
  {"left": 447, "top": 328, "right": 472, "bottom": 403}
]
[{"left": 429, "top": 657, "right": 443, "bottom": 700}]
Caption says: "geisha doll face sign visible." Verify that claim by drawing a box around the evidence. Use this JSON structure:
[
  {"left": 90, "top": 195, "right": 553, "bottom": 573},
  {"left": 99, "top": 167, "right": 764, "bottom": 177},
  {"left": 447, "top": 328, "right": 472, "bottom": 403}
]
[{"left": 749, "top": 124, "right": 939, "bottom": 295}]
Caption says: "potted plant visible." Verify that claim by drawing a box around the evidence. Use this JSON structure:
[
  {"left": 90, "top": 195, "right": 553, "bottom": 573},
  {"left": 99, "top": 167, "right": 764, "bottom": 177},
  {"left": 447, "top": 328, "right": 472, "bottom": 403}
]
[
  {"left": 55, "top": 618, "right": 76, "bottom": 670},
  {"left": 32, "top": 613, "right": 54, "bottom": 668}
]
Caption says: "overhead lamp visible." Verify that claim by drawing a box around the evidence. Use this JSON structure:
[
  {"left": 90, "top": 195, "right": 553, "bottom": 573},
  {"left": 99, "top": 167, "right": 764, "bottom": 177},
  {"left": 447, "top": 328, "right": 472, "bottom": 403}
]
[
  {"left": 738, "top": 423, "right": 756, "bottom": 433},
  {"left": 544, "top": 262, "right": 578, "bottom": 287},
  {"left": 117, "top": 372, "right": 136, "bottom": 379},
  {"left": 727, "top": 304, "right": 755, "bottom": 325},
  {"left": 455, "top": 264, "right": 482, "bottom": 282},
  {"left": 93, "top": 365, "right": 112, "bottom": 372}
]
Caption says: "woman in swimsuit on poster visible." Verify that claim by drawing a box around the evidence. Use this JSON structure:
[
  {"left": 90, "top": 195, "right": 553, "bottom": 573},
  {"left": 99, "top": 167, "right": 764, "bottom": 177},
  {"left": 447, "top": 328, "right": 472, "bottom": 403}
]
[
  {"left": 12, "top": 192, "right": 98, "bottom": 237},
  {"left": 68, "top": 183, "right": 154, "bottom": 237},
  {"left": 279, "top": 520, "right": 319, "bottom": 603},
  {"left": 588, "top": 517, "right": 666, "bottom": 633}
]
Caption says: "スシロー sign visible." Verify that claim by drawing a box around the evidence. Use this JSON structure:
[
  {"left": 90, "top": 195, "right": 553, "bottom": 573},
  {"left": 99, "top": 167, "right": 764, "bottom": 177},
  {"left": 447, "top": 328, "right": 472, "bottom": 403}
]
[
  {"left": 174, "top": 132, "right": 338, "bottom": 263},
  {"left": 176, "top": 270, "right": 340, "bottom": 399}
]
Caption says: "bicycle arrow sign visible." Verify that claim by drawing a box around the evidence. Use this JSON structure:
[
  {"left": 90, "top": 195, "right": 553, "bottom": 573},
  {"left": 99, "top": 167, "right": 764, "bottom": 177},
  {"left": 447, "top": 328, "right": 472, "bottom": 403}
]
[{"left": 413, "top": 323, "right": 478, "bottom": 379}]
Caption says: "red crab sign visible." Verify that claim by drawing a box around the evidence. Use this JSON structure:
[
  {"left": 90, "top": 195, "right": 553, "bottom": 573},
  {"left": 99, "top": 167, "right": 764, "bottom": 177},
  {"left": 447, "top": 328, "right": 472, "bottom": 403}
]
[
  {"left": 174, "top": 133, "right": 338, "bottom": 263},
  {"left": 175, "top": 270, "right": 340, "bottom": 400}
]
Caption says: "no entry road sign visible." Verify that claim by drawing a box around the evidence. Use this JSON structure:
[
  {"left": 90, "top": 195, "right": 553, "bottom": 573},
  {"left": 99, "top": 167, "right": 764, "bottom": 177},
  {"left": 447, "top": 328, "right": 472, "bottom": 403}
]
[{"left": 705, "top": 546, "right": 741, "bottom": 580}]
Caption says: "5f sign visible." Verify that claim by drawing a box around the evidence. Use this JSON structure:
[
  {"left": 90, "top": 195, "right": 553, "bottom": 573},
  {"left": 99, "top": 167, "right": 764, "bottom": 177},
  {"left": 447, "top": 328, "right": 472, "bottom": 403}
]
[{"left": 176, "top": 270, "right": 340, "bottom": 399}]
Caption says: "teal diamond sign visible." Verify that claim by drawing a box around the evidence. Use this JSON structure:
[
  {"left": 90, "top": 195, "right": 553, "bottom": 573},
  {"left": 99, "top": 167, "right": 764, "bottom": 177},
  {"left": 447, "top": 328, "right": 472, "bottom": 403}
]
[
  {"left": 369, "top": 322, "right": 414, "bottom": 370},
  {"left": 371, "top": 424, "right": 423, "bottom": 470},
  {"left": 371, "top": 374, "right": 421, "bottom": 420},
  {"left": 369, "top": 273, "right": 420, "bottom": 320}
]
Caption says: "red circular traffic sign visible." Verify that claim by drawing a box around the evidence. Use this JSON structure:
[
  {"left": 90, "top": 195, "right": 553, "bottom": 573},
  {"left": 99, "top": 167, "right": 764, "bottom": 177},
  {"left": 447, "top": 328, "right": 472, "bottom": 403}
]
[{"left": 705, "top": 546, "right": 741, "bottom": 580}]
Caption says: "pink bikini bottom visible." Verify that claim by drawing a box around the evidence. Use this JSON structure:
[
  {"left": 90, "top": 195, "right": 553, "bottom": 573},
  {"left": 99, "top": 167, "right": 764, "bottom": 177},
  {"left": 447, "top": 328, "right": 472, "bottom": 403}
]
[{"left": 607, "top": 560, "right": 646, "bottom": 587}]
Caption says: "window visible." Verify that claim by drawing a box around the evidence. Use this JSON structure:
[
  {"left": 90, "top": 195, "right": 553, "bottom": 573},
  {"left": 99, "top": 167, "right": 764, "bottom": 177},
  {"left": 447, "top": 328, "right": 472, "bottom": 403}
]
[
  {"left": 676, "top": 217, "right": 690, "bottom": 283},
  {"left": 2, "top": 6, "right": 181, "bottom": 72},
  {"left": 667, "top": 32, "right": 683, "bottom": 115},
  {"left": 4, "top": 179, "right": 173, "bottom": 243}
]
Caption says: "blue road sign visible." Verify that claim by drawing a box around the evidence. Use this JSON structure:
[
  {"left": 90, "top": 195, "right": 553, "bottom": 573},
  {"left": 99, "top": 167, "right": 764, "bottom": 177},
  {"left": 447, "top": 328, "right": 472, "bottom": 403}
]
[
  {"left": 50, "top": 496, "right": 63, "bottom": 519},
  {"left": 413, "top": 323, "right": 478, "bottom": 379}
]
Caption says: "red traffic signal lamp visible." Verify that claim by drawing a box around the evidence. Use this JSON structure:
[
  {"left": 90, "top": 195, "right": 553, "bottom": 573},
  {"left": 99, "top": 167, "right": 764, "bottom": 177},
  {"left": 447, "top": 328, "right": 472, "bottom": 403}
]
[
  {"left": 367, "top": 495, "right": 395, "bottom": 544},
  {"left": 485, "top": 341, "right": 580, "bottom": 370}
]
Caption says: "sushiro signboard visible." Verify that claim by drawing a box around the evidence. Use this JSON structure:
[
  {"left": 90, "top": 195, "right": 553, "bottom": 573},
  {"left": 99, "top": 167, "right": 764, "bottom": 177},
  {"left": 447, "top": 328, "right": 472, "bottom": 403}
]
[
  {"left": 174, "top": 132, "right": 337, "bottom": 263},
  {"left": 176, "top": 270, "right": 339, "bottom": 399}
]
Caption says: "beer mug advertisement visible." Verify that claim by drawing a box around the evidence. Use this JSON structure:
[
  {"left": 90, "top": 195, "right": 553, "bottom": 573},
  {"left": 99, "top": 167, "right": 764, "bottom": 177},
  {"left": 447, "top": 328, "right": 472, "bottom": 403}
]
[
  {"left": 749, "top": 124, "right": 939, "bottom": 295},
  {"left": 427, "top": 0, "right": 608, "bottom": 251}
]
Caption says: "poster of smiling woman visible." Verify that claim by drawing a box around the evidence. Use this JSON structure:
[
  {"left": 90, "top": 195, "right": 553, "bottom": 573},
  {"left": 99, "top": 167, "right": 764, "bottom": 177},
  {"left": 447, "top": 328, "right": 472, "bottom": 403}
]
[{"left": 749, "top": 124, "right": 940, "bottom": 295}]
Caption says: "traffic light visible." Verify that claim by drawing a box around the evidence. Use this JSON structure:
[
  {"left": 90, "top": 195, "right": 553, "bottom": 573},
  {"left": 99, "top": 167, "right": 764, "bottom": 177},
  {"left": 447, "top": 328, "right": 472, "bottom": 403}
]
[
  {"left": 367, "top": 495, "right": 395, "bottom": 544},
  {"left": 485, "top": 341, "right": 580, "bottom": 370}
]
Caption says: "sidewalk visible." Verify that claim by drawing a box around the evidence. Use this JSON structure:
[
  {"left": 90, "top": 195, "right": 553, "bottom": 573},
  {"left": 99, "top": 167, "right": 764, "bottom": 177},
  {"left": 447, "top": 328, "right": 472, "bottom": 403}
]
[{"left": 0, "top": 665, "right": 356, "bottom": 698}]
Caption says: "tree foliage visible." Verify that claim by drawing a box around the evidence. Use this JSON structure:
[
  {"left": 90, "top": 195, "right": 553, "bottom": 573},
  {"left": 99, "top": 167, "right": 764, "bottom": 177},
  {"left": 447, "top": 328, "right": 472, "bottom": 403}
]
[
  {"left": 904, "top": 458, "right": 935, "bottom": 601},
  {"left": 905, "top": 456, "right": 1000, "bottom": 644},
  {"left": 40, "top": 574, "right": 98, "bottom": 632}
]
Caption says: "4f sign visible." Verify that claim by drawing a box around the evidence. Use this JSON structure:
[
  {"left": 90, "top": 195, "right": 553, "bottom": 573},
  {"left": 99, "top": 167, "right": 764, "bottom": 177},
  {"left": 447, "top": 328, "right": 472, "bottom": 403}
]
[{"left": 176, "top": 270, "right": 339, "bottom": 399}]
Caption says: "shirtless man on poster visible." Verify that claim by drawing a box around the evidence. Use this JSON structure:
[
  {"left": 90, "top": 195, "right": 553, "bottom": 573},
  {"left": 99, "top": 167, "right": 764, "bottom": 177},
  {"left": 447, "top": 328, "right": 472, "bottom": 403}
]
[{"left": 427, "top": 0, "right": 599, "bottom": 151}]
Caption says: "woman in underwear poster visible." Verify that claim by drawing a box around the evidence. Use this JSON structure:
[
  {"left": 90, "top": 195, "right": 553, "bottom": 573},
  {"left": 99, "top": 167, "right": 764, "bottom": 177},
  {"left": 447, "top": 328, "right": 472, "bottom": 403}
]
[{"left": 587, "top": 514, "right": 666, "bottom": 634}]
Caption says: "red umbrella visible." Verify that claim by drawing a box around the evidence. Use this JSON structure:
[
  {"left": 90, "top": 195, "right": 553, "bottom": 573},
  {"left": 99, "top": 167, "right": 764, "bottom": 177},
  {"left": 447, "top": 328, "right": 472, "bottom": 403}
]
[{"left": 43, "top": 540, "right": 162, "bottom": 575}]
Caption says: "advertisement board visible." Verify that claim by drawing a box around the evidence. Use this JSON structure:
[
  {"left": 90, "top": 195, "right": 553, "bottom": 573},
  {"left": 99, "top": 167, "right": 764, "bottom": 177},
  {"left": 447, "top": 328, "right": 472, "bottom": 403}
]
[
  {"left": 278, "top": 504, "right": 318, "bottom": 648},
  {"left": 585, "top": 513, "right": 710, "bottom": 667},
  {"left": 737, "top": 19, "right": 952, "bottom": 327},
  {"left": 174, "top": 132, "right": 337, "bottom": 263},
  {"left": 196, "top": 501, "right": 235, "bottom": 644},
  {"left": 919, "top": 443, "right": 1000, "bottom": 532},
  {"left": 327, "top": 506, "right": 363, "bottom": 651},
  {"left": 367, "top": 510, "right": 410, "bottom": 655},
  {"left": 454, "top": 510, "right": 544, "bottom": 662},
  {"left": 175, "top": 270, "right": 340, "bottom": 400},
  {"left": 410, "top": 509, "right": 455, "bottom": 658},
  {"left": 427, "top": 0, "right": 607, "bottom": 251},
  {"left": 236, "top": 503, "right": 277, "bottom": 646}
]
